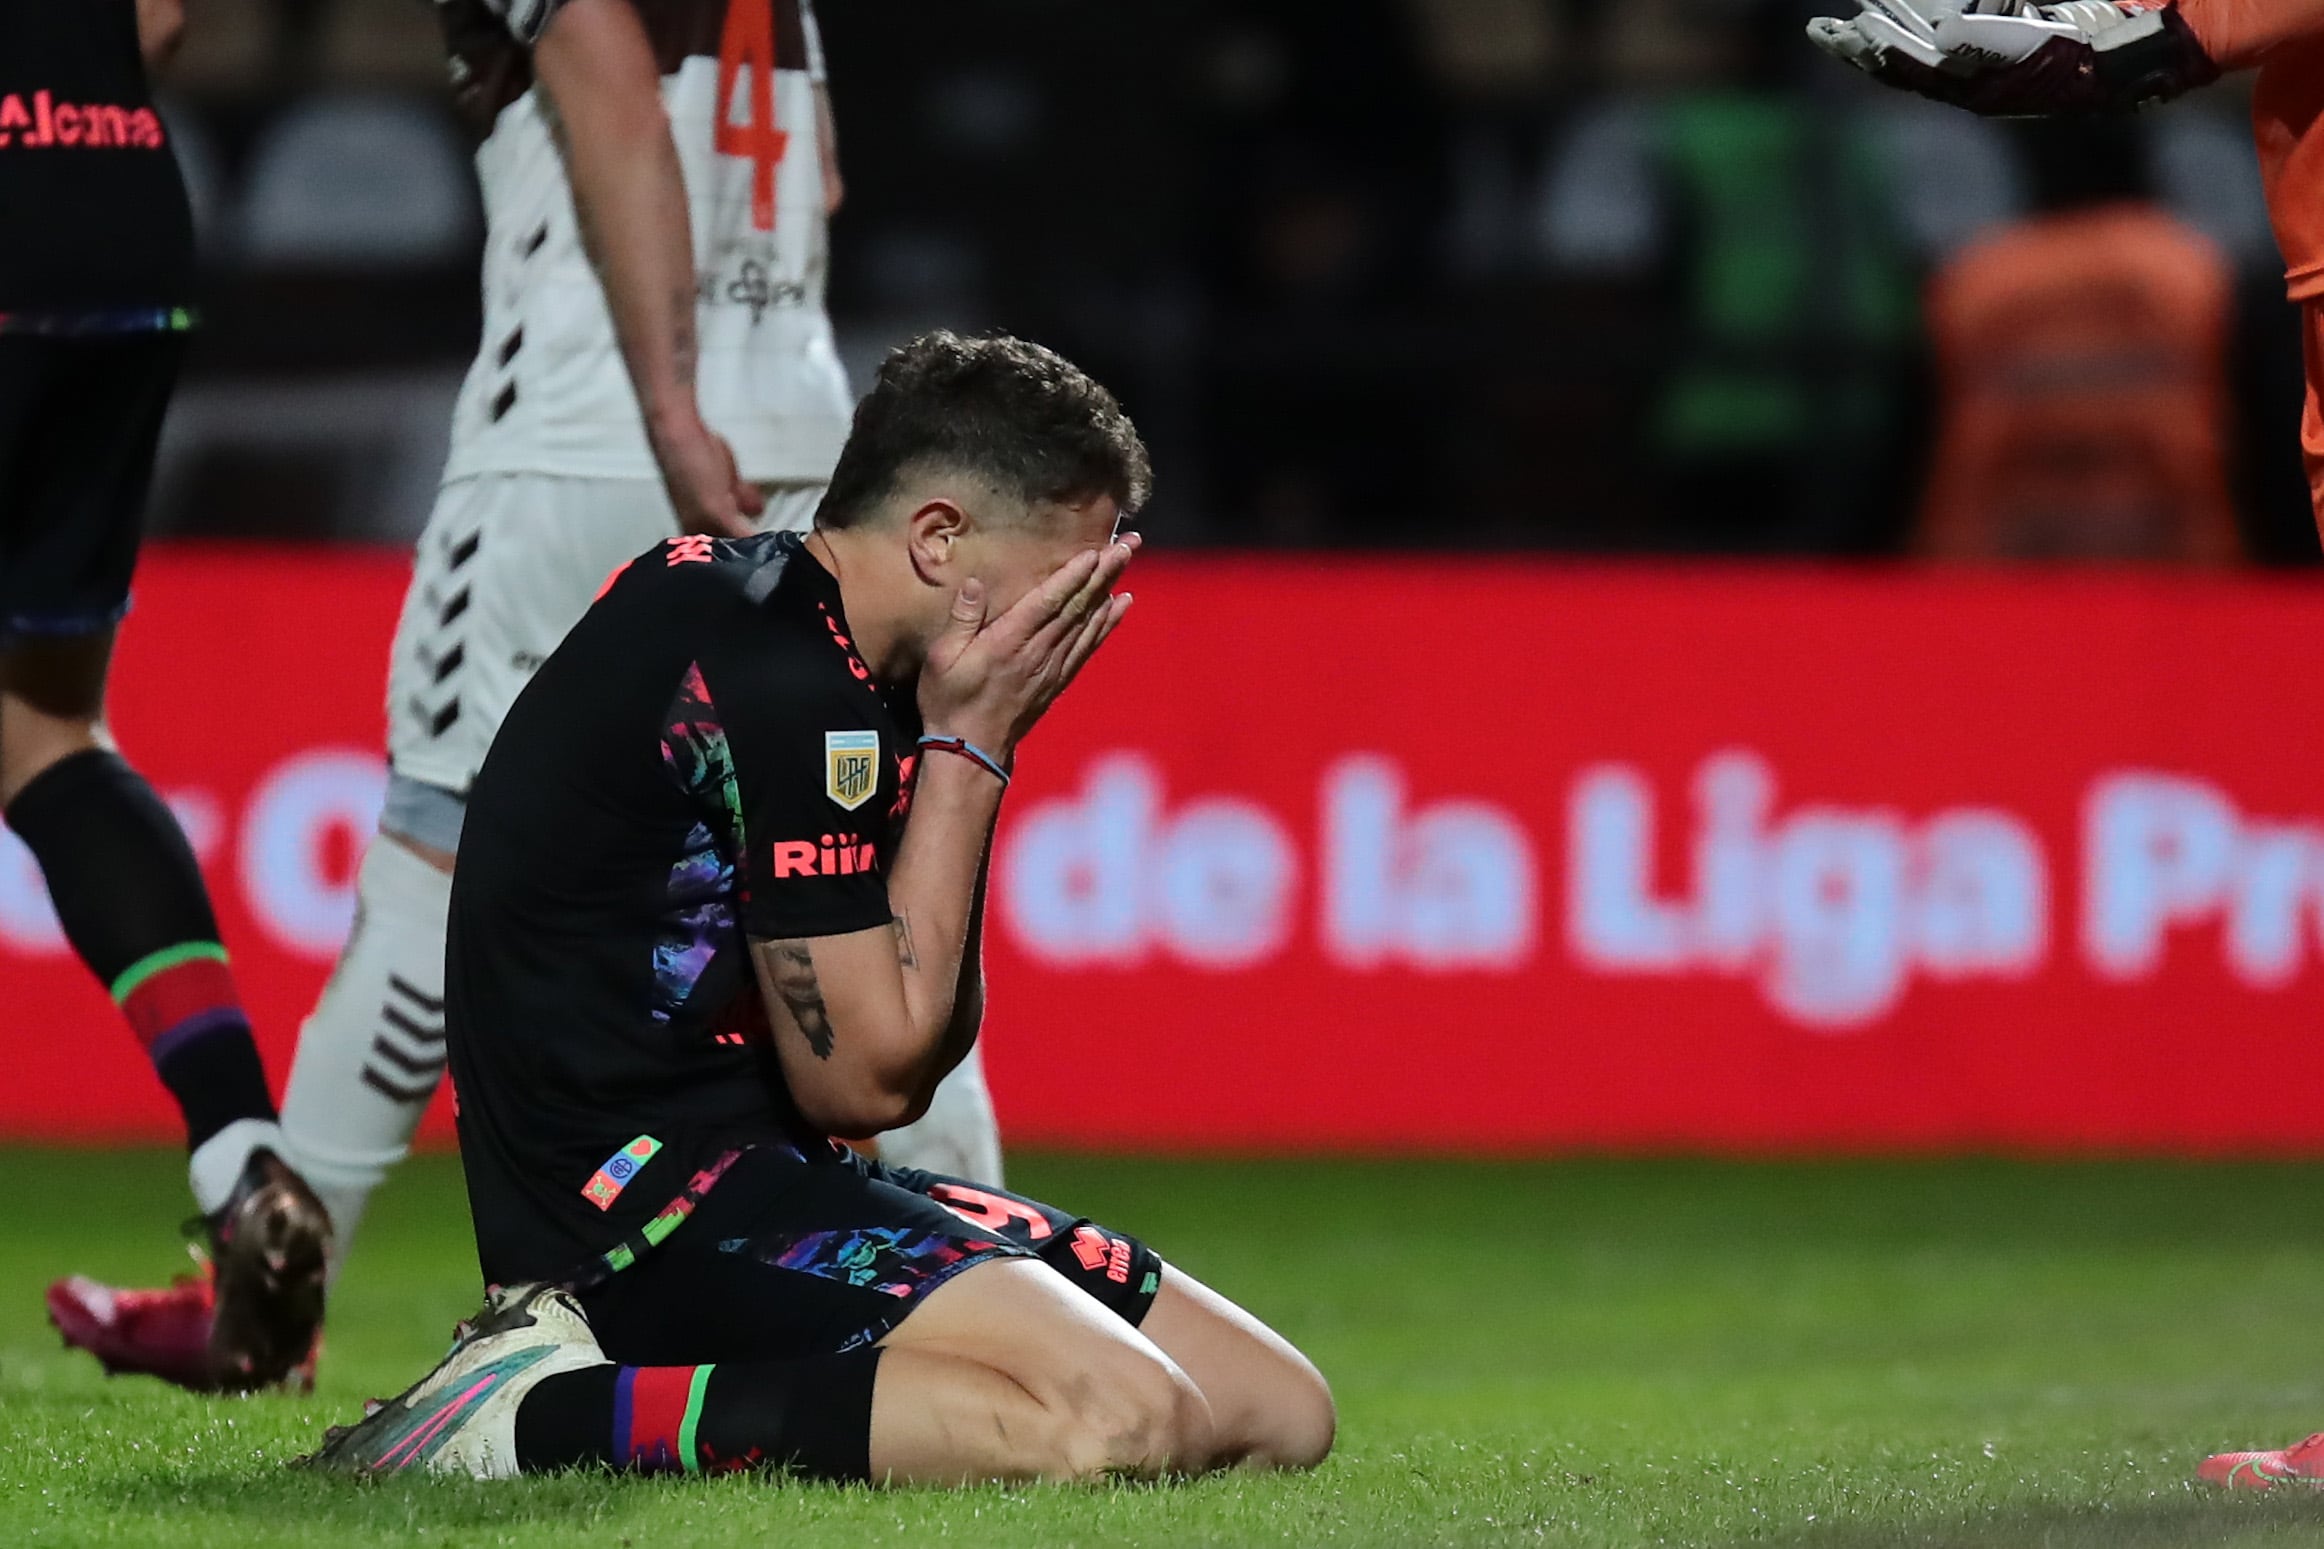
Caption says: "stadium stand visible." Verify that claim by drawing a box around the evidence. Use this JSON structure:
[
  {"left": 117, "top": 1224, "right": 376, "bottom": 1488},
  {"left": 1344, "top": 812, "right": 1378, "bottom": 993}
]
[{"left": 138, "top": 0, "right": 2313, "bottom": 560}]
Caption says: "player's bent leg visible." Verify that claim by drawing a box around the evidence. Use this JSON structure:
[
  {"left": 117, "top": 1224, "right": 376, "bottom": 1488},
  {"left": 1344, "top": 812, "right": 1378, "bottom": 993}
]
[
  {"left": 880, "top": 1164, "right": 1327, "bottom": 1471},
  {"left": 307, "top": 1265, "right": 1212, "bottom": 1484},
  {"left": 870, "top": 1255, "right": 1218, "bottom": 1483},
  {"left": 452, "top": 1151, "right": 1220, "bottom": 1485},
  {"left": 313, "top": 1153, "right": 1299, "bottom": 1485},
  {"left": 1137, "top": 1265, "right": 1334, "bottom": 1470}
]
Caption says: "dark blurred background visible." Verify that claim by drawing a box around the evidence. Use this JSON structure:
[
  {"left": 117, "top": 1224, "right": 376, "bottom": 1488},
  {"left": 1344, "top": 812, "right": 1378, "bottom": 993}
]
[{"left": 145, "top": 0, "right": 2323, "bottom": 564}]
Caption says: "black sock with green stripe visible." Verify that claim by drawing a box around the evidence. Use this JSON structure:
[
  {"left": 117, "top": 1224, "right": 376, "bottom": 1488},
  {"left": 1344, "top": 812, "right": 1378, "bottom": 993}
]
[
  {"left": 5, "top": 749, "right": 276, "bottom": 1149},
  {"left": 514, "top": 1352, "right": 881, "bottom": 1480}
]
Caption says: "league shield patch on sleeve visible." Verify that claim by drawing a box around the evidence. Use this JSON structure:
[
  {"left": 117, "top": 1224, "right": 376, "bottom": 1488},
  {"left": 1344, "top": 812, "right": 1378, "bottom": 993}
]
[{"left": 826, "top": 730, "right": 879, "bottom": 812}]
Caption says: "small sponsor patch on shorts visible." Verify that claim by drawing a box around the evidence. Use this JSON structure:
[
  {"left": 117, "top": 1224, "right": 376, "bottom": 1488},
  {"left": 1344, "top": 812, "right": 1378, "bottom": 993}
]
[{"left": 582, "top": 1134, "right": 664, "bottom": 1211}]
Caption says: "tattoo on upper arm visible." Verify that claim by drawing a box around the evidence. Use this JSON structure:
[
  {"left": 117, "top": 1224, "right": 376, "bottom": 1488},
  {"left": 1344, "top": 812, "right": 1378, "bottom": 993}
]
[
  {"left": 762, "top": 940, "right": 835, "bottom": 1059},
  {"left": 891, "top": 912, "right": 919, "bottom": 971}
]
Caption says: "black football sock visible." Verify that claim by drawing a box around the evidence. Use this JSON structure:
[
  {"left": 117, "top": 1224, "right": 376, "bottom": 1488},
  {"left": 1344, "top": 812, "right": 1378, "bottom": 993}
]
[
  {"left": 5, "top": 749, "right": 276, "bottom": 1150},
  {"left": 514, "top": 1351, "right": 882, "bottom": 1480}
]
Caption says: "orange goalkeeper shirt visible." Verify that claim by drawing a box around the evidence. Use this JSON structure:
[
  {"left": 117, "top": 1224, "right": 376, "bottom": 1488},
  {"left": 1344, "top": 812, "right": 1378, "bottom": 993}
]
[
  {"left": 2178, "top": 0, "right": 2324, "bottom": 298},
  {"left": 2176, "top": 0, "right": 2324, "bottom": 517}
]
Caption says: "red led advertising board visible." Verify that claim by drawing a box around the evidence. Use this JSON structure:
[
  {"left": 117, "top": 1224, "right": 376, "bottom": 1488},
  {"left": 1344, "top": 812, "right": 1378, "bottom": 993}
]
[{"left": 6, "top": 549, "right": 2323, "bottom": 1152}]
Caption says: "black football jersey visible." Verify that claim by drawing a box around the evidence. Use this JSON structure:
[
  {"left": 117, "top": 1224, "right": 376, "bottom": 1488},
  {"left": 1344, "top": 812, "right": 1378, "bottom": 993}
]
[
  {"left": 447, "top": 529, "right": 922, "bottom": 1286},
  {"left": 0, "top": 0, "right": 193, "bottom": 317}
]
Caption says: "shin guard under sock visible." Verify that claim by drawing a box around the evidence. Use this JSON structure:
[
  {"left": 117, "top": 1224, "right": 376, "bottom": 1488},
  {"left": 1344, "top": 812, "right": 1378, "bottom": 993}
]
[
  {"left": 5, "top": 749, "right": 275, "bottom": 1154},
  {"left": 514, "top": 1352, "right": 881, "bottom": 1480}
]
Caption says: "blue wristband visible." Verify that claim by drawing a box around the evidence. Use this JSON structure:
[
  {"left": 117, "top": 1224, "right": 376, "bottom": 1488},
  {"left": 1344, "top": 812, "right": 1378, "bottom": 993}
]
[{"left": 918, "top": 733, "right": 1011, "bottom": 789}]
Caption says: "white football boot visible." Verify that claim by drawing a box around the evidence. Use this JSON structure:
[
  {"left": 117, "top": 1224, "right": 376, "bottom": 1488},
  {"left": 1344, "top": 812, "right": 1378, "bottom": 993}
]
[{"left": 299, "top": 1282, "right": 608, "bottom": 1479}]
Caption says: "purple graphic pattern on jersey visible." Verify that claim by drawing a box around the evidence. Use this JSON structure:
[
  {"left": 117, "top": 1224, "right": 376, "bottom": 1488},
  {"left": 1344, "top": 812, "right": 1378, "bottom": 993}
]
[{"left": 653, "top": 663, "right": 747, "bottom": 1021}]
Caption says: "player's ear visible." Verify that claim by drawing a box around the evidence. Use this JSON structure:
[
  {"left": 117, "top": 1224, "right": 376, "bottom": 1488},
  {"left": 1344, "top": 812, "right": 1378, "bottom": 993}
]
[{"left": 903, "top": 498, "right": 971, "bottom": 585}]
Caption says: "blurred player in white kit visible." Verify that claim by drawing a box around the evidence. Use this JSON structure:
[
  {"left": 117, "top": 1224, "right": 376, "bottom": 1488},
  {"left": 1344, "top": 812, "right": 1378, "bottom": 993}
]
[{"left": 51, "top": 0, "right": 1001, "bottom": 1388}]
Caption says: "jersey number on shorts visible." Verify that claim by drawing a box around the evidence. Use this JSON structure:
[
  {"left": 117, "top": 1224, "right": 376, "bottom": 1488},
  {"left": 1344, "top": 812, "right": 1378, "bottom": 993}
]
[
  {"left": 716, "top": 0, "right": 789, "bottom": 232},
  {"left": 927, "top": 1182, "right": 1053, "bottom": 1242}
]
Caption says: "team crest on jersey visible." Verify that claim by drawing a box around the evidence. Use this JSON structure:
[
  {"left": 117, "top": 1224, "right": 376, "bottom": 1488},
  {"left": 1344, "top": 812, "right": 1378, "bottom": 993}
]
[{"left": 826, "top": 730, "right": 880, "bottom": 812}]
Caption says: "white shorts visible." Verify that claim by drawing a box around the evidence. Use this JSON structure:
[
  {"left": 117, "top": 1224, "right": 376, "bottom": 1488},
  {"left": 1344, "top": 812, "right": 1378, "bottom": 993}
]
[{"left": 385, "top": 472, "right": 823, "bottom": 800}]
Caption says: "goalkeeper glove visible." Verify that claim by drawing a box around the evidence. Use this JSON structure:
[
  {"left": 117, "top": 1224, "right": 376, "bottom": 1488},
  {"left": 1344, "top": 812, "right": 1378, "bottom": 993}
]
[{"left": 1806, "top": 0, "right": 2219, "bottom": 116}]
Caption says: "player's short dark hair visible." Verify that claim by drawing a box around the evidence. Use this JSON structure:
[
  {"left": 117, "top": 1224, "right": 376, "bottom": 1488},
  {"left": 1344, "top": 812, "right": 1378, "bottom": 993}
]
[{"left": 816, "top": 332, "right": 1152, "bottom": 530}]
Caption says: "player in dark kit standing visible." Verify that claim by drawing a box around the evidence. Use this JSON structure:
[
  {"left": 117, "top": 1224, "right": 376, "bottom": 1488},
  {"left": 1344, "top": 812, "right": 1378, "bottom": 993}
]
[
  {"left": 1, "top": 0, "right": 330, "bottom": 1390},
  {"left": 304, "top": 333, "right": 1334, "bottom": 1483}
]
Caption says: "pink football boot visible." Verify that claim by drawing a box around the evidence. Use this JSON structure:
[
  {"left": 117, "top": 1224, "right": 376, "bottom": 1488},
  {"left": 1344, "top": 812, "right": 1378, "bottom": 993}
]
[
  {"left": 2199, "top": 1432, "right": 2324, "bottom": 1490},
  {"left": 47, "top": 1149, "right": 329, "bottom": 1393},
  {"left": 47, "top": 1265, "right": 219, "bottom": 1392}
]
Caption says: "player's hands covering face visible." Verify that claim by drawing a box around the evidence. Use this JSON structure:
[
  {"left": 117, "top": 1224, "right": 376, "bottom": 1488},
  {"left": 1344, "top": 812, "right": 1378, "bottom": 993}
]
[{"left": 917, "top": 537, "right": 1139, "bottom": 760}]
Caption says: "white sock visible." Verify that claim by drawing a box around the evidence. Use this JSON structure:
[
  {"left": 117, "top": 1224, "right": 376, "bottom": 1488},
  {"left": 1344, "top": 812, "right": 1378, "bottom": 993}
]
[
  {"left": 188, "top": 1117, "right": 287, "bottom": 1216},
  {"left": 881, "top": 1043, "right": 1004, "bottom": 1186},
  {"left": 278, "top": 834, "right": 452, "bottom": 1275}
]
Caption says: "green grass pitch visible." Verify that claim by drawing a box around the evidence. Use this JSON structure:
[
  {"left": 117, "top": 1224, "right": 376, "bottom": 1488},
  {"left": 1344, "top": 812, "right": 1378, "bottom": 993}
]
[{"left": 7, "top": 1150, "right": 2324, "bottom": 1546}]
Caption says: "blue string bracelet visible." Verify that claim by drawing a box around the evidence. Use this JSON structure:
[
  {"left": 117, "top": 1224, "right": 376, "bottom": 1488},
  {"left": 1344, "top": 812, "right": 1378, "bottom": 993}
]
[{"left": 918, "top": 733, "right": 1011, "bottom": 790}]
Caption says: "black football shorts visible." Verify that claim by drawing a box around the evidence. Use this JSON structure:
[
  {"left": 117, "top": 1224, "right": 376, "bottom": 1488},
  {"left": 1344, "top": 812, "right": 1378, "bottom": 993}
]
[
  {"left": 575, "top": 1143, "right": 1164, "bottom": 1366},
  {"left": 0, "top": 331, "right": 184, "bottom": 646}
]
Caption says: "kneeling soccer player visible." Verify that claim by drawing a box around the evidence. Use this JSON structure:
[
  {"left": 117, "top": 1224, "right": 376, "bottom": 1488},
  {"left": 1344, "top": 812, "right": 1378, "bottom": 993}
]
[{"left": 304, "top": 332, "right": 1334, "bottom": 1484}]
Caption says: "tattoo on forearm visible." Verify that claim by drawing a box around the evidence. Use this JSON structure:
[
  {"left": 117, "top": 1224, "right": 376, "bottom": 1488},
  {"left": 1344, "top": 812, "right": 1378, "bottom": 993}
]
[
  {"left": 764, "top": 941, "right": 835, "bottom": 1059},
  {"left": 891, "top": 912, "right": 919, "bottom": 971}
]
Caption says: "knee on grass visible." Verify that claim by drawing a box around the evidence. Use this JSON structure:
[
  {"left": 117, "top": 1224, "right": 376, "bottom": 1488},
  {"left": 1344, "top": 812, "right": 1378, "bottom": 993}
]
[
  {"left": 1232, "top": 1351, "right": 1335, "bottom": 1473},
  {"left": 1038, "top": 1348, "right": 1216, "bottom": 1481}
]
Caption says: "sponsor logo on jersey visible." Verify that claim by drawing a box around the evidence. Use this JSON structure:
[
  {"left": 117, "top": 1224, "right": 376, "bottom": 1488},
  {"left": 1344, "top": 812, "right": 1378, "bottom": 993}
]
[
  {"left": 700, "top": 259, "right": 810, "bottom": 323},
  {"left": 826, "top": 730, "right": 879, "bottom": 811},
  {"left": 0, "top": 92, "right": 167, "bottom": 152},
  {"left": 771, "top": 832, "right": 877, "bottom": 879},
  {"left": 582, "top": 1134, "right": 664, "bottom": 1211}
]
